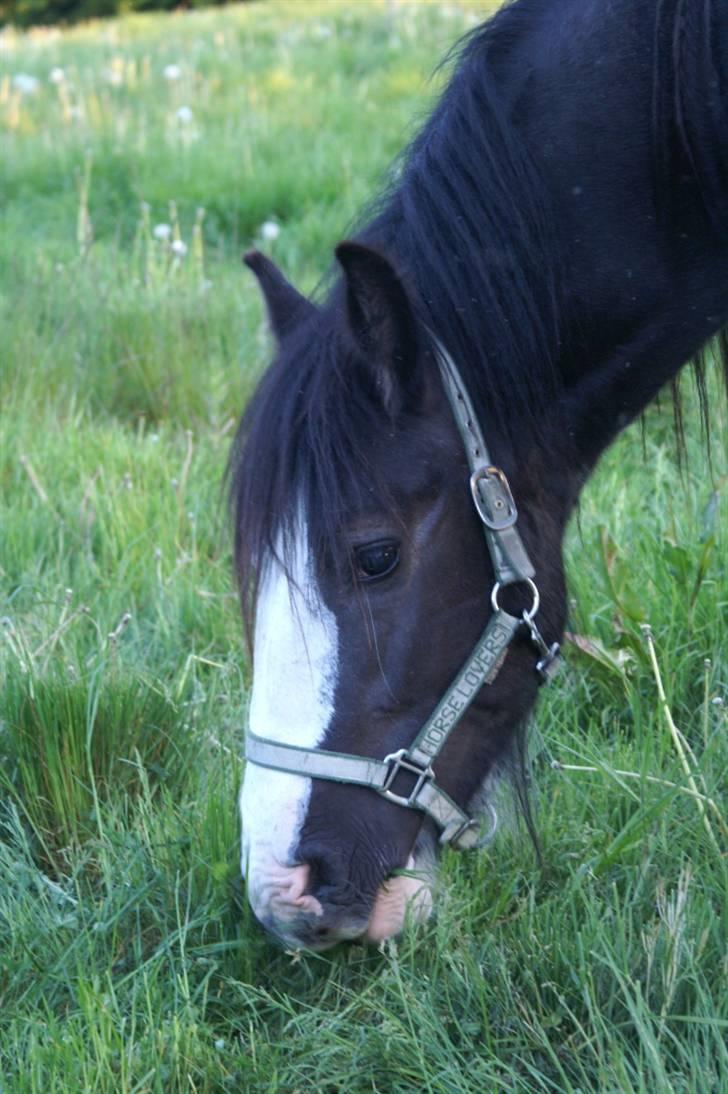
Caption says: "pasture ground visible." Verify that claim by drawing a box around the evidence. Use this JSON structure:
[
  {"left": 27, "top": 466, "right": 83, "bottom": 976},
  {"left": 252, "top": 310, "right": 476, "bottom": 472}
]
[{"left": 1, "top": 1, "right": 726, "bottom": 1090}]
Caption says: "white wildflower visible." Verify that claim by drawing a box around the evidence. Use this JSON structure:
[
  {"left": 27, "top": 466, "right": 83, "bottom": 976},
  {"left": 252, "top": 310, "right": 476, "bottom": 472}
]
[
  {"left": 176, "top": 105, "right": 193, "bottom": 124},
  {"left": 171, "top": 239, "right": 187, "bottom": 258},
  {"left": 153, "top": 223, "right": 172, "bottom": 241},
  {"left": 260, "top": 220, "right": 280, "bottom": 241},
  {"left": 13, "top": 73, "right": 39, "bottom": 95},
  {"left": 49, "top": 67, "right": 65, "bottom": 84},
  {"left": 163, "top": 63, "right": 182, "bottom": 81}
]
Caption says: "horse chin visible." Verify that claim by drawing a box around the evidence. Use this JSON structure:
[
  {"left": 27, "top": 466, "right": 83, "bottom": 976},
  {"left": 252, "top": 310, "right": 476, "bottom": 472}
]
[{"left": 364, "top": 853, "right": 435, "bottom": 943}]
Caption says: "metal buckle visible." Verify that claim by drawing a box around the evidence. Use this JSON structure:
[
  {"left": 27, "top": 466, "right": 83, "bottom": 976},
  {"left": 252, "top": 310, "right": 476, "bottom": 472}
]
[
  {"left": 470, "top": 466, "right": 518, "bottom": 530},
  {"left": 381, "top": 749, "right": 434, "bottom": 808}
]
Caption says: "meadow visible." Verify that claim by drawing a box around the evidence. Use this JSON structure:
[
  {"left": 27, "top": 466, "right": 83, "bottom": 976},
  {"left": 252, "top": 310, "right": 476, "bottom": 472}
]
[{"left": 1, "top": 1, "right": 726, "bottom": 1090}]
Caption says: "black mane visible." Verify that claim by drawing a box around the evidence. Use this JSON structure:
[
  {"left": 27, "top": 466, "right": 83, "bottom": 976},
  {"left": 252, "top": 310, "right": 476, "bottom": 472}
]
[
  {"left": 230, "top": 0, "right": 728, "bottom": 634},
  {"left": 357, "top": 10, "right": 564, "bottom": 433}
]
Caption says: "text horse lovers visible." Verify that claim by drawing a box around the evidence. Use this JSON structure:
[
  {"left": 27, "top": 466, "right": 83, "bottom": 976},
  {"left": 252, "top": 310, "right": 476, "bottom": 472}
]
[{"left": 229, "top": 0, "right": 728, "bottom": 950}]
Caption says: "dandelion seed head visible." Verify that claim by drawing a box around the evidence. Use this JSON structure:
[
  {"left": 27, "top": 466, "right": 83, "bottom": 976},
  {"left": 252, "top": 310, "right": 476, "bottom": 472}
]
[
  {"left": 49, "top": 67, "right": 65, "bottom": 84},
  {"left": 171, "top": 239, "right": 187, "bottom": 257},
  {"left": 176, "top": 104, "right": 193, "bottom": 124},
  {"left": 163, "top": 63, "right": 182, "bottom": 81},
  {"left": 260, "top": 219, "right": 280, "bottom": 241},
  {"left": 153, "top": 223, "right": 172, "bottom": 241},
  {"left": 13, "top": 73, "right": 39, "bottom": 95}
]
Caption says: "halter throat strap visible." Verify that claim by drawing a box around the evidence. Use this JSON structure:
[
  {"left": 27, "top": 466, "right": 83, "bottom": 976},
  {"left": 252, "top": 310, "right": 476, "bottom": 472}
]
[{"left": 244, "top": 339, "right": 560, "bottom": 851}]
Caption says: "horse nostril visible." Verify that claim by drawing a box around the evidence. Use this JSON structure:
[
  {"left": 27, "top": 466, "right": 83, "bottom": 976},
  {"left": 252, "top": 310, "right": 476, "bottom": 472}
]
[{"left": 297, "top": 844, "right": 343, "bottom": 898}]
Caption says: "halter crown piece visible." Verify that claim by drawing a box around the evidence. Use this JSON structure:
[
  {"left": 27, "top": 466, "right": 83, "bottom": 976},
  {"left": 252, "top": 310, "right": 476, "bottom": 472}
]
[{"left": 244, "top": 338, "right": 561, "bottom": 850}]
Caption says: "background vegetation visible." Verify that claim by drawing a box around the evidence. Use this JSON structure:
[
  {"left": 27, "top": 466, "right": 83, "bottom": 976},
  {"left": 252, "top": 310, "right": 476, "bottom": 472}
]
[
  {"left": 1, "top": 1, "right": 726, "bottom": 1090},
  {"left": 1, "top": 0, "right": 244, "bottom": 32}
]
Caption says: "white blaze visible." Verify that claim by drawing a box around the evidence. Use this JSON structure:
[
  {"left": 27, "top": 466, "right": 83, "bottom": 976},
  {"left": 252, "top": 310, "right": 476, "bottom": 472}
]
[{"left": 240, "top": 522, "right": 339, "bottom": 920}]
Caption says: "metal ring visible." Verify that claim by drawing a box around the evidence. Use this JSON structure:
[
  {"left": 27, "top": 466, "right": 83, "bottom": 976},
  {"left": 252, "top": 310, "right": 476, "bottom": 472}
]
[{"left": 490, "top": 577, "right": 540, "bottom": 621}]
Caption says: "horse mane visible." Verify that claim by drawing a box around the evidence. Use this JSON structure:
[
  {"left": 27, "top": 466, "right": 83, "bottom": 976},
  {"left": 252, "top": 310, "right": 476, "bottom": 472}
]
[
  {"left": 230, "top": 0, "right": 728, "bottom": 635},
  {"left": 652, "top": 0, "right": 728, "bottom": 449},
  {"left": 355, "top": 10, "right": 564, "bottom": 443}
]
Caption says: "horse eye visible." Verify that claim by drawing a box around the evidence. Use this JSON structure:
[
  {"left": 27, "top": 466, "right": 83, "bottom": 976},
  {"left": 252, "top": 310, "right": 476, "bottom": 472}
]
[{"left": 354, "top": 540, "right": 400, "bottom": 581}]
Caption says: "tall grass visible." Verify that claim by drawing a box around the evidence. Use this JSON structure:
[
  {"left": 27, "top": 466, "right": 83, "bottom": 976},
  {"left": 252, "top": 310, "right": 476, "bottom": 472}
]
[{"left": 1, "top": 2, "right": 726, "bottom": 1090}]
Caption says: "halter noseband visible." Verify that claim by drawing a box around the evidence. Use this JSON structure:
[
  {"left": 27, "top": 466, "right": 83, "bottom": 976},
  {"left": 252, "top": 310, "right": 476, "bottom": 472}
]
[{"left": 244, "top": 339, "right": 561, "bottom": 851}]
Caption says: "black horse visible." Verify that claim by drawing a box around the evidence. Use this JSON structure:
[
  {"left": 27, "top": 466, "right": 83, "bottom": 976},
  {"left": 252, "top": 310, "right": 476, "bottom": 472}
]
[{"left": 230, "top": 0, "right": 727, "bottom": 949}]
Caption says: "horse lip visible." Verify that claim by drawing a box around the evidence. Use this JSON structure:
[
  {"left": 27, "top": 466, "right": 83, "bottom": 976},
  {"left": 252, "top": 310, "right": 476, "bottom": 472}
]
[{"left": 265, "top": 912, "right": 370, "bottom": 951}]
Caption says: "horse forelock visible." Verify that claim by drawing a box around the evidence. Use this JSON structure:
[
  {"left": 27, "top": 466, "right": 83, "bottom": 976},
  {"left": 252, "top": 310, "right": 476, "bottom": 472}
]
[{"left": 228, "top": 316, "right": 404, "bottom": 645}]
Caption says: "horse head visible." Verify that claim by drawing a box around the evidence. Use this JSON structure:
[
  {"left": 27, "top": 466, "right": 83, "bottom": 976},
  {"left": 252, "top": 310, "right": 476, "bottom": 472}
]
[{"left": 232, "top": 243, "right": 566, "bottom": 949}]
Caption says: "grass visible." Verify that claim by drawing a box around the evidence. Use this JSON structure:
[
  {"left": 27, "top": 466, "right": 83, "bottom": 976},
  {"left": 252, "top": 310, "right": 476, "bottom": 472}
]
[{"left": 1, "top": 1, "right": 726, "bottom": 1090}]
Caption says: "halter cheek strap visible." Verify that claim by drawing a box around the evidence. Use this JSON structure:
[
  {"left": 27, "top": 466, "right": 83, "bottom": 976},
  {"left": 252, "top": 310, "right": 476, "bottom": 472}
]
[{"left": 244, "top": 339, "right": 561, "bottom": 851}]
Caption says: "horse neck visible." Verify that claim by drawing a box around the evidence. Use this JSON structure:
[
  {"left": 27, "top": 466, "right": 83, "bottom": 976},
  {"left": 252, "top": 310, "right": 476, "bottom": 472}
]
[
  {"left": 544, "top": 4, "right": 728, "bottom": 474},
  {"left": 367, "top": 0, "right": 728, "bottom": 497},
  {"left": 453, "top": 0, "right": 728, "bottom": 482}
]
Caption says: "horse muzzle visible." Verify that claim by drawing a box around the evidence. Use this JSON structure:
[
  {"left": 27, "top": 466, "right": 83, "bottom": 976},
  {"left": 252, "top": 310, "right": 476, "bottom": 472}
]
[{"left": 247, "top": 855, "right": 434, "bottom": 950}]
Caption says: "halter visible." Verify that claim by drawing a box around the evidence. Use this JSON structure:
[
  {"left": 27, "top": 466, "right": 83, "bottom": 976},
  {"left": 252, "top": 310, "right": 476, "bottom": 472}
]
[{"left": 245, "top": 339, "right": 561, "bottom": 850}]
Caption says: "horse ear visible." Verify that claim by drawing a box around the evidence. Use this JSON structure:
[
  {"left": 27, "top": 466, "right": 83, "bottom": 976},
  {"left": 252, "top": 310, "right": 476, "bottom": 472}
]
[
  {"left": 335, "top": 241, "right": 420, "bottom": 410},
  {"left": 243, "top": 250, "right": 316, "bottom": 341}
]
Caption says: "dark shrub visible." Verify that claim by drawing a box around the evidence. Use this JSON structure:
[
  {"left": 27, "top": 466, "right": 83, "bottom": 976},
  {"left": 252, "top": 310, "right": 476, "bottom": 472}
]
[{"left": 0, "top": 0, "right": 252, "bottom": 29}]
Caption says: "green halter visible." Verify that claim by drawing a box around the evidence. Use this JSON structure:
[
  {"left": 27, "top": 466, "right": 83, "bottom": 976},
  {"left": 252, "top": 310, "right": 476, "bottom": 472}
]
[{"left": 244, "top": 339, "right": 561, "bottom": 850}]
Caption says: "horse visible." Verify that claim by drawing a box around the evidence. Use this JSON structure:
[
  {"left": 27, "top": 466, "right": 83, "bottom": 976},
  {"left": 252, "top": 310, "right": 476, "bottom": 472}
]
[{"left": 229, "top": 0, "right": 728, "bottom": 950}]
